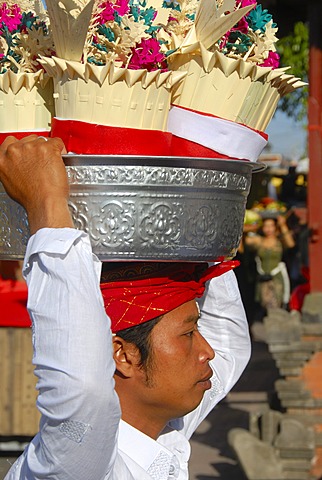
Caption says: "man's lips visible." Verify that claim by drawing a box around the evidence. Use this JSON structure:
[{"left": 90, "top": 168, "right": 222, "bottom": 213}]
[{"left": 197, "top": 369, "right": 213, "bottom": 385}]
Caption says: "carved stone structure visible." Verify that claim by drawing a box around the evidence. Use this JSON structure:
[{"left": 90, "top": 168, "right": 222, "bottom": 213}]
[
  {"left": 229, "top": 305, "right": 322, "bottom": 479},
  {"left": 229, "top": 410, "right": 316, "bottom": 480},
  {"left": 264, "top": 307, "right": 322, "bottom": 479}
]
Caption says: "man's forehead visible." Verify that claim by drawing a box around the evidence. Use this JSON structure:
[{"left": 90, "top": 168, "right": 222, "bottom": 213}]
[
  {"left": 183, "top": 302, "right": 200, "bottom": 321},
  {"left": 163, "top": 300, "right": 200, "bottom": 325},
  {"left": 183, "top": 313, "right": 200, "bottom": 325}
]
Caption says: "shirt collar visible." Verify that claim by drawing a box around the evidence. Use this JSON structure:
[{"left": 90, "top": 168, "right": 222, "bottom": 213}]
[
  {"left": 118, "top": 420, "right": 173, "bottom": 475},
  {"left": 118, "top": 420, "right": 190, "bottom": 479}
]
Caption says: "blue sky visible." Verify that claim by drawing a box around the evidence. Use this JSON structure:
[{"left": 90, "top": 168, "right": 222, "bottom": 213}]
[{"left": 265, "top": 110, "right": 308, "bottom": 160}]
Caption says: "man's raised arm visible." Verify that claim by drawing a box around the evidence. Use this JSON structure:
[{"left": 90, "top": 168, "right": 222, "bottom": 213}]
[{"left": 1, "top": 137, "right": 121, "bottom": 480}]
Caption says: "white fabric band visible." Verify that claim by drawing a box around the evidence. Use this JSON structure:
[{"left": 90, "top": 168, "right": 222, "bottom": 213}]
[{"left": 167, "top": 106, "right": 267, "bottom": 162}]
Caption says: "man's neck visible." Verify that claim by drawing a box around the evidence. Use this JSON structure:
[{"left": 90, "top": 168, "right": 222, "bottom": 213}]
[
  {"left": 118, "top": 396, "right": 166, "bottom": 440},
  {"left": 114, "top": 376, "right": 168, "bottom": 440}
]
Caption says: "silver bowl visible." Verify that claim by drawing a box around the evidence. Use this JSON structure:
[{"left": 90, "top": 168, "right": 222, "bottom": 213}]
[{"left": 0, "top": 155, "right": 263, "bottom": 261}]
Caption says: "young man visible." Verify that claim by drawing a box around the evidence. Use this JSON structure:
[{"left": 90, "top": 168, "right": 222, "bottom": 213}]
[{"left": 1, "top": 135, "right": 251, "bottom": 480}]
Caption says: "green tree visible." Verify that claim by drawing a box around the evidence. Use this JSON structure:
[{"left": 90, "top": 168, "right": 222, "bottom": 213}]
[{"left": 277, "top": 21, "right": 309, "bottom": 122}]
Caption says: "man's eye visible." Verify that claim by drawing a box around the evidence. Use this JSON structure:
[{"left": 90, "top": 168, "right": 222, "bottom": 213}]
[
  {"left": 185, "top": 330, "right": 194, "bottom": 337},
  {"left": 185, "top": 324, "right": 199, "bottom": 337}
]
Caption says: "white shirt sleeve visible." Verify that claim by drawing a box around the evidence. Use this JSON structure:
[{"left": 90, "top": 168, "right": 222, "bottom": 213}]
[
  {"left": 173, "top": 269, "right": 251, "bottom": 439},
  {"left": 6, "top": 228, "right": 121, "bottom": 480}
]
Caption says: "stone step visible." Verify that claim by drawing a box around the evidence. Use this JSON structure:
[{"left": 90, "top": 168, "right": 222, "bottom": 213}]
[
  {"left": 279, "top": 368, "right": 302, "bottom": 377},
  {"left": 276, "top": 360, "right": 309, "bottom": 369},
  {"left": 279, "top": 449, "right": 315, "bottom": 459},
  {"left": 278, "top": 391, "right": 312, "bottom": 400},
  {"left": 269, "top": 342, "right": 317, "bottom": 354},
  {"left": 279, "top": 367, "right": 304, "bottom": 376},
  {"left": 279, "top": 398, "right": 322, "bottom": 408},
  {"left": 283, "top": 471, "right": 313, "bottom": 480},
  {"left": 273, "top": 352, "right": 313, "bottom": 361},
  {"left": 302, "top": 323, "right": 322, "bottom": 335},
  {"left": 281, "top": 458, "right": 313, "bottom": 470},
  {"left": 275, "top": 379, "right": 309, "bottom": 392}
]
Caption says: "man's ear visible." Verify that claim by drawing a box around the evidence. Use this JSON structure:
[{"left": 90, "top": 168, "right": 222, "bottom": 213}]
[{"left": 112, "top": 336, "right": 140, "bottom": 377}]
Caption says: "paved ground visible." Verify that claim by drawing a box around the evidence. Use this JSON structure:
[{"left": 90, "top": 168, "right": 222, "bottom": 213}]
[{"left": 0, "top": 322, "right": 280, "bottom": 480}]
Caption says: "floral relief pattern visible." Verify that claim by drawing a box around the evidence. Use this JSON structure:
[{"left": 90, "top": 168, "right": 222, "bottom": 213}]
[
  {"left": 140, "top": 201, "right": 182, "bottom": 248},
  {"left": 185, "top": 204, "right": 220, "bottom": 248}
]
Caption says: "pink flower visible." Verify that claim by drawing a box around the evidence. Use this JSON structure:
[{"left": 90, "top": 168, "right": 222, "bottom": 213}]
[
  {"left": 240, "top": 0, "right": 257, "bottom": 8},
  {"left": 233, "top": 16, "right": 249, "bottom": 34},
  {"left": 98, "top": 0, "right": 129, "bottom": 22},
  {"left": 98, "top": 1, "right": 115, "bottom": 22},
  {"left": 259, "top": 51, "right": 280, "bottom": 69},
  {"left": 128, "top": 38, "right": 167, "bottom": 71},
  {"left": 0, "top": 3, "right": 22, "bottom": 32},
  {"left": 114, "top": 0, "right": 129, "bottom": 17}
]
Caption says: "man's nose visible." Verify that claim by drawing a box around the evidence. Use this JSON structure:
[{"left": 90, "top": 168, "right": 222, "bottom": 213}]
[{"left": 198, "top": 332, "right": 215, "bottom": 362}]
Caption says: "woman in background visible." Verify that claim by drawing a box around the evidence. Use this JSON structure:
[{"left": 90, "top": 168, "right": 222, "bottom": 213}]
[{"left": 245, "top": 215, "right": 295, "bottom": 312}]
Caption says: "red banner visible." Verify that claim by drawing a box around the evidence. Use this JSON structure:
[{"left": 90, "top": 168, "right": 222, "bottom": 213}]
[
  {"left": 0, "top": 131, "right": 50, "bottom": 144},
  {"left": 51, "top": 118, "right": 172, "bottom": 156}
]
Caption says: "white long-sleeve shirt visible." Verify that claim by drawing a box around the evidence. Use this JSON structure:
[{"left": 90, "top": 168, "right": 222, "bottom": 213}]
[{"left": 5, "top": 228, "right": 251, "bottom": 480}]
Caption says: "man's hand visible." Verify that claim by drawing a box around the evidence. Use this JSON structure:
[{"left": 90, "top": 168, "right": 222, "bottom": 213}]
[{"left": 0, "top": 135, "right": 74, "bottom": 234}]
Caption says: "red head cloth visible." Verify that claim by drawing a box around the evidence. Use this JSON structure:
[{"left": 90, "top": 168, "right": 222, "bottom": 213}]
[{"left": 100, "top": 261, "right": 239, "bottom": 333}]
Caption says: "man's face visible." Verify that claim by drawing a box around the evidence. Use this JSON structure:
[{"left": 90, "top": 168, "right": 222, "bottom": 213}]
[{"left": 135, "top": 300, "right": 215, "bottom": 421}]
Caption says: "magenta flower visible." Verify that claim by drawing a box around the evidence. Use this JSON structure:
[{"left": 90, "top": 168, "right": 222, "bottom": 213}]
[
  {"left": 114, "top": 0, "right": 130, "bottom": 17},
  {"left": 233, "top": 16, "right": 249, "bottom": 34},
  {"left": 128, "top": 38, "right": 167, "bottom": 71},
  {"left": 259, "top": 51, "right": 280, "bottom": 69},
  {"left": 98, "top": 0, "right": 129, "bottom": 23},
  {"left": 240, "top": 0, "right": 257, "bottom": 8},
  {"left": 98, "top": 1, "right": 115, "bottom": 22},
  {"left": 0, "top": 3, "right": 22, "bottom": 32}
]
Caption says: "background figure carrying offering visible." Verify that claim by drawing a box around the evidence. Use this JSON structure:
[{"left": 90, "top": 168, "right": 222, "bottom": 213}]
[{"left": 244, "top": 212, "right": 295, "bottom": 316}]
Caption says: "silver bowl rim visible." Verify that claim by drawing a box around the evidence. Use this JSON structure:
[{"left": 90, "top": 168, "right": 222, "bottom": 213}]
[{"left": 62, "top": 154, "right": 266, "bottom": 173}]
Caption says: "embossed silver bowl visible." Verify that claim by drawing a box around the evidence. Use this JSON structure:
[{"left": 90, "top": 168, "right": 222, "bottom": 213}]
[{"left": 0, "top": 155, "right": 263, "bottom": 261}]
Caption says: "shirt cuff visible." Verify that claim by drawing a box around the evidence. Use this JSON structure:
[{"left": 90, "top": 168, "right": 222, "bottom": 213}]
[{"left": 23, "top": 228, "right": 88, "bottom": 272}]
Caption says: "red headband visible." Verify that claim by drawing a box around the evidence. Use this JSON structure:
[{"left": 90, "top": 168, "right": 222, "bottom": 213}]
[{"left": 100, "top": 261, "right": 239, "bottom": 333}]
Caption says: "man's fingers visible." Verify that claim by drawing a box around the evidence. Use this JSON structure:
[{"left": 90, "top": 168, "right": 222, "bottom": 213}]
[
  {"left": 34, "top": 136, "right": 67, "bottom": 155},
  {"left": 0, "top": 134, "right": 40, "bottom": 150},
  {"left": 0, "top": 135, "right": 67, "bottom": 155},
  {"left": 0, "top": 135, "right": 21, "bottom": 152},
  {"left": 48, "top": 136, "right": 68, "bottom": 155}
]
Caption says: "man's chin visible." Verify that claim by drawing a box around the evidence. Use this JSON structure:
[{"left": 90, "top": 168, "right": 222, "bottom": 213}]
[{"left": 180, "top": 392, "right": 208, "bottom": 418}]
